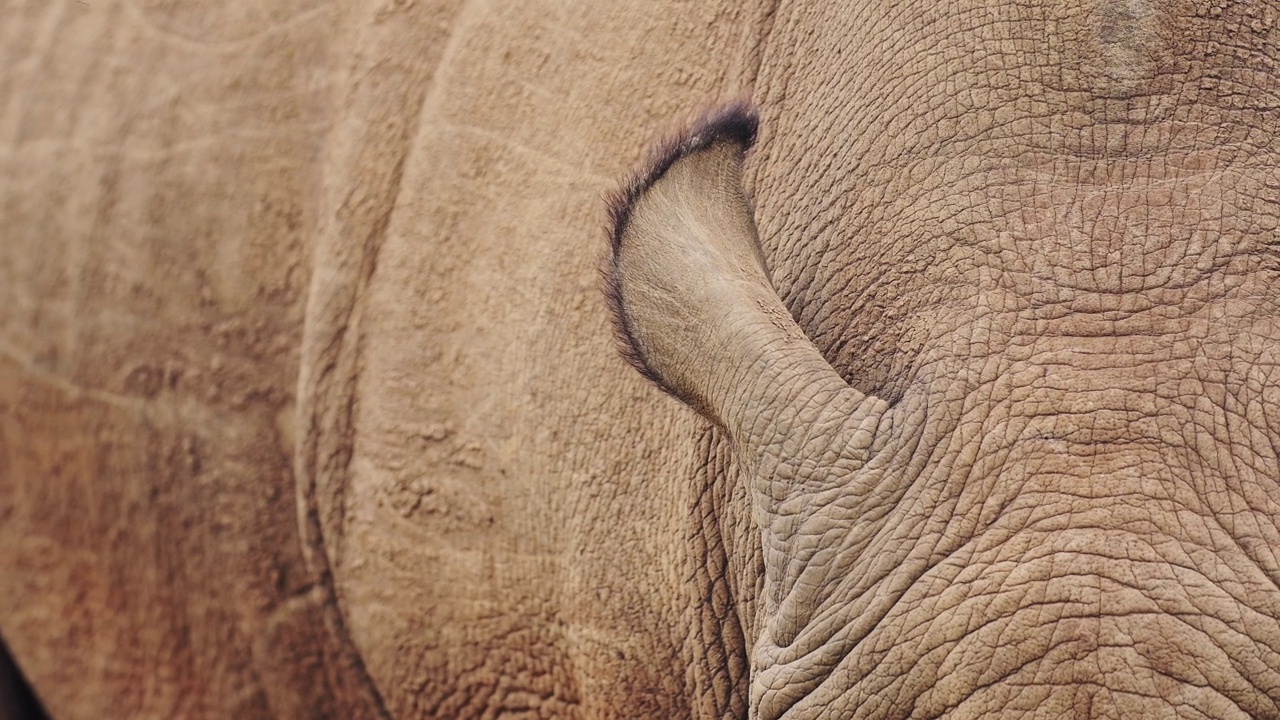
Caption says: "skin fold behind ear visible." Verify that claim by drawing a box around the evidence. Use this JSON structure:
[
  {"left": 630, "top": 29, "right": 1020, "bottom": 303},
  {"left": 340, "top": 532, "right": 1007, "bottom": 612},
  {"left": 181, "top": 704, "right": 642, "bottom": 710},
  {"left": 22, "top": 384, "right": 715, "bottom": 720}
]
[{"left": 605, "top": 110, "right": 888, "bottom": 475}]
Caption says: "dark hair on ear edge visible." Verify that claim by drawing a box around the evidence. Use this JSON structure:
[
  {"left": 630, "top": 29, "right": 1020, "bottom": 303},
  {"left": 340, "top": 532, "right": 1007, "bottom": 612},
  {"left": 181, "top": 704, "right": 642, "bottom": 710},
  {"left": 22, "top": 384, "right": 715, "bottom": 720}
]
[{"left": 599, "top": 101, "right": 760, "bottom": 392}]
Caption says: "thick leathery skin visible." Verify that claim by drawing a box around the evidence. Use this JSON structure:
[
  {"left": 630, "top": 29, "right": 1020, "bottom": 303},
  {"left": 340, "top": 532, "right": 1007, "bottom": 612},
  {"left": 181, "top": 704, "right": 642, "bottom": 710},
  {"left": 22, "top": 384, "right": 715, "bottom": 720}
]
[
  {"left": 741, "top": 2, "right": 1280, "bottom": 717},
  {"left": 2, "top": 1, "right": 768, "bottom": 717},
  {"left": 4, "top": 0, "right": 1280, "bottom": 718},
  {"left": 612, "top": 2, "right": 1280, "bottom": 718}
]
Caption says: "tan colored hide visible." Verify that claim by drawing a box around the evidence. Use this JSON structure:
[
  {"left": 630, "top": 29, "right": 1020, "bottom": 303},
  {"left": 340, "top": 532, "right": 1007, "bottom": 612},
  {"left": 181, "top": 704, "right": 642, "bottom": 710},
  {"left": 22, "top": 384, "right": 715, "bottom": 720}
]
[{"left": 0, "top": 0, "right": 774, "bottom": 717}]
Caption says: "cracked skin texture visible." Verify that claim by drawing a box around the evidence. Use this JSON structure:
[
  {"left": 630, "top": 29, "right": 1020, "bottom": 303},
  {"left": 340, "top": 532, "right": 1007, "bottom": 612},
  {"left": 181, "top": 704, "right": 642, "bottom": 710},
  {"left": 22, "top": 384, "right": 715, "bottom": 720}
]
[
  {"left": 2, "top": 1, "right": 1280, "bottom": 720},
  {"left": 728, "top": 2, "right": 1280, "bottom": 717},
  {"left": 613, "top": 1, "right": 1280, "bottom": 718}
]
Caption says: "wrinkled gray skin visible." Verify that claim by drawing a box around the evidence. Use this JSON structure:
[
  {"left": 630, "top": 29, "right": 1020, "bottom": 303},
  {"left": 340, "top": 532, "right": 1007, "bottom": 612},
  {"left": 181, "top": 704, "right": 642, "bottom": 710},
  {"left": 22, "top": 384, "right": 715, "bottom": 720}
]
[
  {"left": 4, "top": 0, "right": 1280, "bottom": 718},
  {"left": 610, "top": 3, "right": 1280, "bottom": 718}
]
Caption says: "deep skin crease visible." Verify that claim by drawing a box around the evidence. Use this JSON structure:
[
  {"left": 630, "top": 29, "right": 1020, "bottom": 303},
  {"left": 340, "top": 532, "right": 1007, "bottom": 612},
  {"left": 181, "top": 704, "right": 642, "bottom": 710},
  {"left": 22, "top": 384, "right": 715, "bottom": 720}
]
[
  {"left": 605, "top": 4, "right": 1280, "bottom": 713},
  {"left": 6, "top": 1, "right": 1280, "bottom": 718}
]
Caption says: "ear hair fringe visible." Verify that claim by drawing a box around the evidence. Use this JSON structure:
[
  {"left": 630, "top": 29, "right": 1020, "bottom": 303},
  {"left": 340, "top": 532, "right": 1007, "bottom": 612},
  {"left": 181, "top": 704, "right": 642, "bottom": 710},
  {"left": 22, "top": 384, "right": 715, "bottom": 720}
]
[{"left": 599, "top": 101, "right": 760, "bottom": 390}]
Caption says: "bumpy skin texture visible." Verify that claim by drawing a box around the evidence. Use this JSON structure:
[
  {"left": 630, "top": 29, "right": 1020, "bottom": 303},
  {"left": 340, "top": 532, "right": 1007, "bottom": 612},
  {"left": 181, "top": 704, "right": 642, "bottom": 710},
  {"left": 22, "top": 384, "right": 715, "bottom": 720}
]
[
  {"left": 4, "top": 1, "right": 1280, "bottom": 719},
  {"left": 1, "top": 0, "right": 766, "bottom": 717},
  {"left": 746, "top": 3, "right": 1280, "bottom": 717},
  {"left": 610, "top": 2, "right": 1280, "bottom": 718}
]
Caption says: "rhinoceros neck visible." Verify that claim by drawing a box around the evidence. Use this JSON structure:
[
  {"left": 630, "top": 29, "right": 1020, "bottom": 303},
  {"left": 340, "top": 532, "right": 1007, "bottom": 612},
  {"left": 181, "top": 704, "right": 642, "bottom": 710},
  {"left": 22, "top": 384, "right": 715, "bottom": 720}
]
[{"left": 749, "top": 310, "right": 1280, "bottom": 717}]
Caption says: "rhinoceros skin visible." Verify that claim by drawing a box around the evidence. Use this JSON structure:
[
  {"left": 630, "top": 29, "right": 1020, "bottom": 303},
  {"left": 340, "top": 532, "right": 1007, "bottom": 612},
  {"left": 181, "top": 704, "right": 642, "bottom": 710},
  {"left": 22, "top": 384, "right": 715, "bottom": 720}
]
[{"left": 4, "top": 1, "right": 1280, "bottom": 718}]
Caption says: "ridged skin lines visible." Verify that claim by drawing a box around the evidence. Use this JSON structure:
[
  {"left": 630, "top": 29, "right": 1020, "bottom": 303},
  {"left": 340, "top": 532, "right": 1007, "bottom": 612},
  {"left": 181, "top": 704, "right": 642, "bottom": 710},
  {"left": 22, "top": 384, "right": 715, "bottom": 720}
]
[{"left": 628, "top": 1, "right": 1280, "bottom": 718}]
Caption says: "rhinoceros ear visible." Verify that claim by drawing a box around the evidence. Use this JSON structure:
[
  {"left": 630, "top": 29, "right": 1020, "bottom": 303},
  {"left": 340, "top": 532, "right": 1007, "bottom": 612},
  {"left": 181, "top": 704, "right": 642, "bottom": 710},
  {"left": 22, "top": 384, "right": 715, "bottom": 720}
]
[
  {"left": 603, "top": 104, "right": 762, "bottom": 402},
  {"left": 603, "top": 105, "right": 886, "bottom": 465}
]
